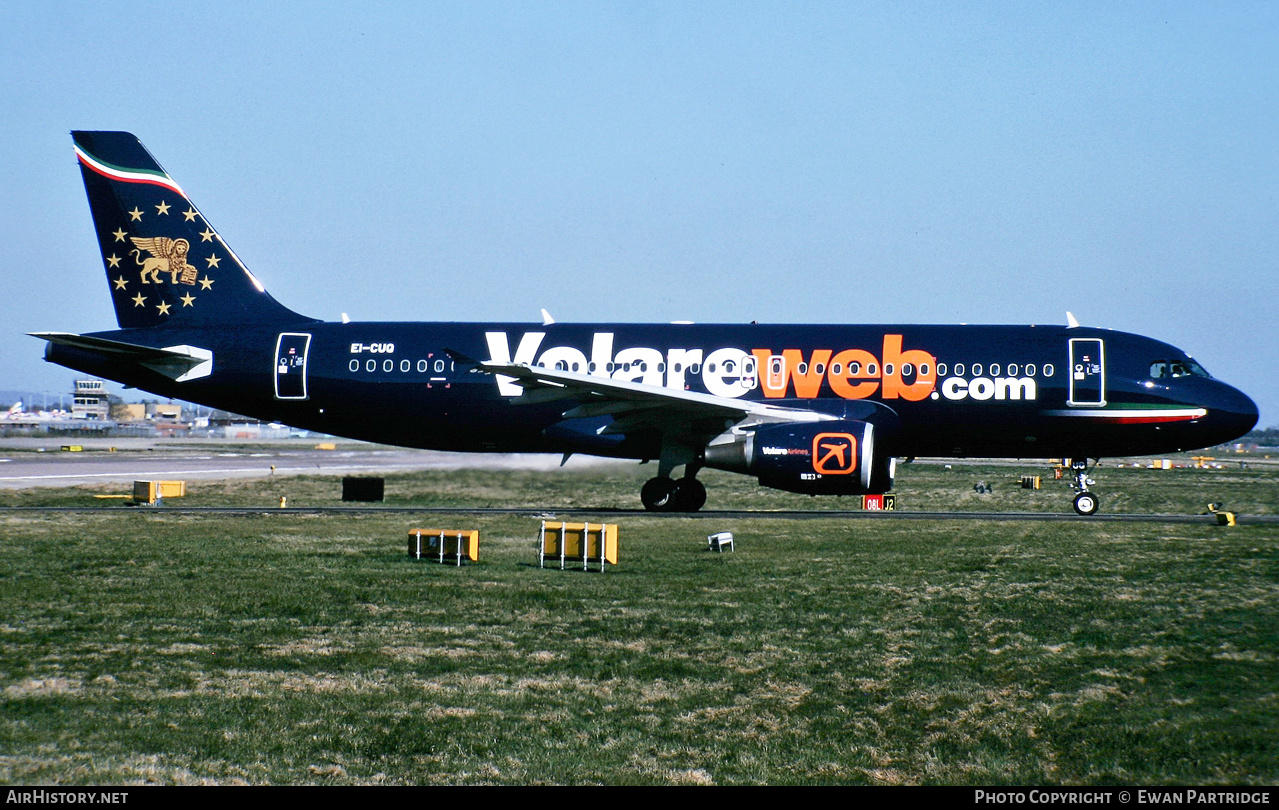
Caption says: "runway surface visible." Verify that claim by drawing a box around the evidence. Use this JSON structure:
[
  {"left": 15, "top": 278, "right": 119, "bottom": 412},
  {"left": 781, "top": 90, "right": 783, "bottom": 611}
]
[
  {"left": 2, "top": 438, "right": 1273, "bottom": 523},
  {"left": 0, "top": 439, "right": 594, "bottom": 489},
  {"left": 5, "top": 440, "right": 1267, "bottom": 490}
]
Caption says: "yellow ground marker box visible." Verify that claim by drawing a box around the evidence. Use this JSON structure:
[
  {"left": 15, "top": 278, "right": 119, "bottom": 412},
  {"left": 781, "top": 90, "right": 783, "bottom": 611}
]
[
  {"left": 132, "top": 480, "right": 186, "bottom": 504},
  {"left": 539, "top": 521, "right": 618, "bottom": 571},
  {"left": 407, "top": 529, "right": 479, "bottom": 565}
]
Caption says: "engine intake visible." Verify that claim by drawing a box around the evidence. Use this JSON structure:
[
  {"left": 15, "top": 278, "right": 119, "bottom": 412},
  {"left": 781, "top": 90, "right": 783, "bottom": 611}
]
[{"left": 704, "top": 420, "right": 890, "bottom": 495}]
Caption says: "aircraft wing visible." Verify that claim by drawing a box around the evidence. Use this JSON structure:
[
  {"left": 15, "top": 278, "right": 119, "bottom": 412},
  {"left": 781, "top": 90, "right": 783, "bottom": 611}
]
[
  {"left": 30, "top": 332, "right": 213, "bottom": 382},
  {"left": 475, "top": 359, "right": 834, "bottom": 439}
]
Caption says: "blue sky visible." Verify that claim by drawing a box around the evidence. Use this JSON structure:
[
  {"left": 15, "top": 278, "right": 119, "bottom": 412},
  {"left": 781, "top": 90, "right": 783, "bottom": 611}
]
[{"left": 3, "top": 2, "right": 1276, "bottom": 427}]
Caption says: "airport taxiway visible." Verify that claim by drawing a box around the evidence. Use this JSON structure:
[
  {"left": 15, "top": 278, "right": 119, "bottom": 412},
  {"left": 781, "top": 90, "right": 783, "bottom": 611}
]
[
  {"left": 0, "top": 438, "right": 598, "bottom": 489},
  {"left": 2, "top": 438, "right": 1272, "bottom": 523}
]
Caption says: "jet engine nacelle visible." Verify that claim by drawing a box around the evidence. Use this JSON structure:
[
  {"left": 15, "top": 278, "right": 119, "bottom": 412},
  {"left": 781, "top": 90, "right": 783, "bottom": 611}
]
[{"left": 704, "top": 420, "right": 893, "bottom": 495}]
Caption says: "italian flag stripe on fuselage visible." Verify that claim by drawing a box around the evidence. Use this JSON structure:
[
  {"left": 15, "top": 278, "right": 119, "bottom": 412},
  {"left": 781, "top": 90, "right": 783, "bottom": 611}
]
[{"left": 1045, "top": 407, "right": 1207, "bottom": 424}]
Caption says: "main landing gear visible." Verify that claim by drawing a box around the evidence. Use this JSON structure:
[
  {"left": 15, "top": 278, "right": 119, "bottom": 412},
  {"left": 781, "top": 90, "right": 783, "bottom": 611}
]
[
  {"left": 640, "top": 439, "right": 708, "bottom": 513},
  {"left": 641, "top": 473, "right": 707, "bottom": 513},
  {"left": 1068, "top": 458, "right": 1099, "bottom": 516}
]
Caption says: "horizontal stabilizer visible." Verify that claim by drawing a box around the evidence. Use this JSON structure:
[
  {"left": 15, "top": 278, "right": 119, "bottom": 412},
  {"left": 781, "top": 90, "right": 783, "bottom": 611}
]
[{"left": 31, "top": 332, "right": 213, "bottom": 382}]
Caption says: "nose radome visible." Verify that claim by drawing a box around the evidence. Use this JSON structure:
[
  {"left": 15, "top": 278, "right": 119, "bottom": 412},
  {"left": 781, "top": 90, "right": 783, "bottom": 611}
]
[{"left": 1212, "top": 384, "right": 1259, "bottom": 442}]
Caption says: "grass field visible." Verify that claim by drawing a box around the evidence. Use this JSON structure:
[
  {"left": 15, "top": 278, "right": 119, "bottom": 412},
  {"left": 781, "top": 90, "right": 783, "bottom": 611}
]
[
  {"left": 1, "top": 453, "right": 1275, "bottom": 515},
  {"left": 1, "top": 461, "right": 1276, "bottom": 784}
]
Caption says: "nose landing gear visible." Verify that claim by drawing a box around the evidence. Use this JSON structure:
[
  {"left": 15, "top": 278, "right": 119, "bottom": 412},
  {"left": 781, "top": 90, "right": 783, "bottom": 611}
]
[{"left": 1068, "top": 458, "right": 1099, "bottom": 515}]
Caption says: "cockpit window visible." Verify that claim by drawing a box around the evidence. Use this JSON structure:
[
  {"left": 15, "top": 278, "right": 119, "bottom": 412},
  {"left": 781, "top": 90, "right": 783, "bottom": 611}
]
[
  {"left": 1150, "top": 359, "right": 1211, "bottom": 379},
  {"left": 1179, "top": 360, "right": 1210, "bottom": 378}
]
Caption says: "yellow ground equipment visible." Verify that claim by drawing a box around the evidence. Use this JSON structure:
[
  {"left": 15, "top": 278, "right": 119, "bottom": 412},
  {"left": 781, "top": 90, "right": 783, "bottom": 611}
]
[
  {"left": 1205, "top": 504, "right": 1237, "bottom": 527},
  {"left": 539, "top": 521, "right": 618, "bottom": 571},
  {"left": 132, "top": 480, "right": 186, "bottom": 504},
  {"left": 408, "top": 529, "right": 479, "bottom": 565}
]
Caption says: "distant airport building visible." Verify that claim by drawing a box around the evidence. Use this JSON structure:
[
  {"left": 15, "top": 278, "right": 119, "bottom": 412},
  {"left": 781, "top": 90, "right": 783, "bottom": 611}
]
[
  {"left": 71, "top": 380, "right": 110, "bottom": 420},
  {"left": 146, "top": 403, "right": 183, "bottom": 421},
  {"left": 221, "top": 422, "right": 293, "bottom": 440},
  {"left": 110, "top": 403, "right": 146, "bottom": 422},
  {"left": 4, "top": 381, "right": 321, "bottom": 441}
]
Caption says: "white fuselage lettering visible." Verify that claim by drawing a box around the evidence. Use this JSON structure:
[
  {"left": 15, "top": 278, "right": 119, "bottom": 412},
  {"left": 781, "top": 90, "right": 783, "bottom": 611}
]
[{"left": 482, "top": 331, "right": 1039, "bottom": 404}]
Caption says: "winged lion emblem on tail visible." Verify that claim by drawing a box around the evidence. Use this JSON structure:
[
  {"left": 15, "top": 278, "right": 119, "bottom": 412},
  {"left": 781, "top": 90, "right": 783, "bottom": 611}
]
[{"left": 130, "top": 236, "right": 197, "bottom": 285}]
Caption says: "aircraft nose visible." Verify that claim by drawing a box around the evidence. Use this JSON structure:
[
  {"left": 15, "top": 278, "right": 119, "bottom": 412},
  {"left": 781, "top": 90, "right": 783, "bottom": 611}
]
[{"left": 1209, "top": 383, "right": 1258, "bottom": 443}]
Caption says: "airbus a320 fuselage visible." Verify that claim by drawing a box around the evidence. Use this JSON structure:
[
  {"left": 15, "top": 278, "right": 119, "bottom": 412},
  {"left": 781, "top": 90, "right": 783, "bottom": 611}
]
[{"left": 36, "top": 132, "right": 1258, "bottom": 514}]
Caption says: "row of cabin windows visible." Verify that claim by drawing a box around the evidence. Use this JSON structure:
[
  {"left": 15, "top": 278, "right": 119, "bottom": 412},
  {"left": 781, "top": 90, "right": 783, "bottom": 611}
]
[
  {"left": 346, "top": 356, "right": 1056, "bottom": 380},
  {"left": 936, "top": 362, "right": 1053, "bottom": 378},
  {"left": 531, "top": 359, "right": 1056, "bottom": 378},
  {"left": 760, "top": 361, "right": 1055, "bottom": 378},
  {"left": 349, "top": 359, "right": 451, "bottom": 374},
  {"left": 543, "top": 361, "right": 704, "bottom": 374}
]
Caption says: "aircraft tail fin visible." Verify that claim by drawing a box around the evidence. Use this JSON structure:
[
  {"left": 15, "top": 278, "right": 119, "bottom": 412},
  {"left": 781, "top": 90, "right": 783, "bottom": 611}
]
[{"left": 71, "top": 131, "right": 316, "bottom": 330}]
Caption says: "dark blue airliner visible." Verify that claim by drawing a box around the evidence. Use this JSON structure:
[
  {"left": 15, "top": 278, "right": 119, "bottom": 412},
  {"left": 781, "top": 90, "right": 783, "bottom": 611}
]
[{"left": 35, "top": 132, "right": 1258, "bottom": 514}]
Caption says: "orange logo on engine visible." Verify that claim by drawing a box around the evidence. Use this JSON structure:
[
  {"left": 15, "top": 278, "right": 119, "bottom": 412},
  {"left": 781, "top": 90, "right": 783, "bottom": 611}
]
[{"left": 812, "top": 432, "right": 857, "bottom": 475}]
